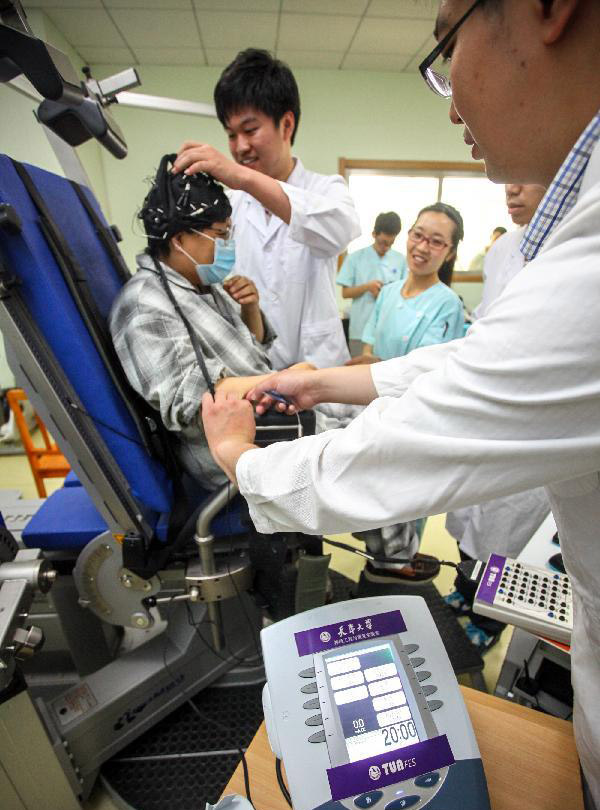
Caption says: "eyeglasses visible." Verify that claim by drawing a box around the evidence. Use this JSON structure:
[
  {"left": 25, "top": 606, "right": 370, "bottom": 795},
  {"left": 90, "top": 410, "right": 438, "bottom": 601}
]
[
  {"left": 419, "top": 0, "right": 485, "bottom": 98},
  {"left": 194, "top": 224, "right": 235, "bottom": 243},
  {"left": 408, "top": 228, "right": 450, "bottom": 252}
]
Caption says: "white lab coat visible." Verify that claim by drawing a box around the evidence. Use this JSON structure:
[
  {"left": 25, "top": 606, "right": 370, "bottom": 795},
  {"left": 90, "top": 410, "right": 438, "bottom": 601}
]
[
  {"left": 230, "top": 158, "right": 360, "bottom": 370},
  {"left": 472, "top": 227, "right": 525, "bottom": 320},
  {"left": 447, "top": 226, "right": 551, "bottom": 558},
  {"left": 237, "top": 139, "right": 600, "bottom": 803}
]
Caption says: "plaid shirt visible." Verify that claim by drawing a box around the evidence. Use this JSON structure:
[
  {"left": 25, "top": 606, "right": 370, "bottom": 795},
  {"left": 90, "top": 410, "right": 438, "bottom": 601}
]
[
  {"left": 109, "top": 253, "right": 275, "bottom": 488},
  {"left": 521, "top": 110, "right": 600, "bottom": 261}
]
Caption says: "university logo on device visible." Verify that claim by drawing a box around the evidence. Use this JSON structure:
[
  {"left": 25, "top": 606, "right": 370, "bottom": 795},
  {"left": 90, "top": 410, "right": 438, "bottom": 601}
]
[{"left": 368, "top": 766, "right": 381, "bottom": 781}]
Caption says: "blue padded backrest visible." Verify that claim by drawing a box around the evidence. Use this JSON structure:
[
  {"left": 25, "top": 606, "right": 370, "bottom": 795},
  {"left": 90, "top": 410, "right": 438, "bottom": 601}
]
[{"left": 0, "top": 155, "right": 172, "bottom": 514}]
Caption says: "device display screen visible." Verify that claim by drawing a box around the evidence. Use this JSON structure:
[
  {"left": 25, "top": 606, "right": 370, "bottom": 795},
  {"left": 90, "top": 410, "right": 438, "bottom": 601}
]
[{"left": 323, "top": 642, "right": 422, "bottom": 763}]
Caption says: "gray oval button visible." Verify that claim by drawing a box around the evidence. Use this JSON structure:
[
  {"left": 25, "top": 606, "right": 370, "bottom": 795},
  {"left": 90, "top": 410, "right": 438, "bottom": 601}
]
[
  {"left": 403, "top": 644, "right": 419, "bottom": 655},
  {"left": 416, "top": 670, "right": 431, "bottom": 682},
  {"left": 308, "top": 730, "right": 326, "bottom": 743},
  {"left": 409, "top": 657, "right": 426, "bottom": 668},
  {"left": 427, "top": 699, "right": 444, "bottom": 712},
  {"left": 301, "top": 682, "right": 318, "bottom": 693},
  {"left": 303, "top": 698, "right": 320, "bottom": 710},
  {"left": 421, "top": 684, "right": 438, "bottom": 697},
  {"left": 299, "top": 667, "right": 316, "bottom": 678},
  {"left": 305, "top": 713, "right": 323, "bottom": 726}
]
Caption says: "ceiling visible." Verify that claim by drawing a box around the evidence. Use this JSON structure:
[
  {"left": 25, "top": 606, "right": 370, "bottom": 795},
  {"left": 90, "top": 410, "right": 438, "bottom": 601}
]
[{"left": 25, "top": 0, "right": 439, "bottom": 72}]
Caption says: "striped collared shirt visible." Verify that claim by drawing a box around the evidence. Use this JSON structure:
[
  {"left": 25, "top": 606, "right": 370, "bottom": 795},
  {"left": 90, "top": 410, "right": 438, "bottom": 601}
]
[{"left": 520, "top": 110, "right": 600, "bottom": 261}]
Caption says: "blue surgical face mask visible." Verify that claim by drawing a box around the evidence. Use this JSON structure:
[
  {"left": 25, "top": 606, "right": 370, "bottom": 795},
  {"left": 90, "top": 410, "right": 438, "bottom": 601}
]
[
  {"left": 192, "top": 229, "right": 236, "bottom": 285},
  {"left": 174, "top": 229, "right": 236, "bottom": 285}
]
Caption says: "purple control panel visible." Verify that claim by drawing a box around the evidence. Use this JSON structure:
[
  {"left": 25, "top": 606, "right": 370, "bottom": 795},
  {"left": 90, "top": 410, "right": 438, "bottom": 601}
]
[{"left": 476, "top": 554, "right": 507, "bottom": 605}]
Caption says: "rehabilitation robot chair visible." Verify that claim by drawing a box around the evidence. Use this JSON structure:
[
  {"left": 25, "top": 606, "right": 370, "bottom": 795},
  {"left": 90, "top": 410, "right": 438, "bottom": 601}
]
[
  {"left": 0, "top": 153, "right": 317, "bottom": 802},
  {"left": 6, "top": 387, "right": 70, "bottom": 496}
]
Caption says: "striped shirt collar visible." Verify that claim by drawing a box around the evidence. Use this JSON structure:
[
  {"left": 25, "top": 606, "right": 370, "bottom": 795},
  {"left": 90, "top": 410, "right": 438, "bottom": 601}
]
[{"left": 520, "top": 110, "right": 600, "bottom": 262}]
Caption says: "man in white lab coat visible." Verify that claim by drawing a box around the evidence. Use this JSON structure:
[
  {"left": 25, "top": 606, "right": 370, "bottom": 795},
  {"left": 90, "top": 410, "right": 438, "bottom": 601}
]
[
  {"left": 201, "top": 2, "right": 600, "bottom": 805},
  {"left": 173, "top": 49, "right": 360, "bottom": 370}
]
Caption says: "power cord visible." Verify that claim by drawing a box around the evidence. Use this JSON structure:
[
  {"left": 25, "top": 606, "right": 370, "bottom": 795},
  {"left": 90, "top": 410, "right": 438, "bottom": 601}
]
[{"left": 275, "top": 757, "right": 292, "bottom": 807}]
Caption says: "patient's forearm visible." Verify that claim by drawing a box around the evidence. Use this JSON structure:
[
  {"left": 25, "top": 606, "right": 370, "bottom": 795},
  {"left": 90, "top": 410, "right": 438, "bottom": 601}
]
[{"left": 216, "top": 373, "right": 272, "bottom": 397}]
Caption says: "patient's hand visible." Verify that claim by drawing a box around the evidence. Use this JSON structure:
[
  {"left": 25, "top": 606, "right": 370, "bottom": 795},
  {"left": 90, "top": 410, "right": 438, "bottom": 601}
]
[
  {"left": 223, "top": 275, "right": 259, "bottom": 307},
  {"left": 202, "top": 391, "right": 257, "bottom": 483}
]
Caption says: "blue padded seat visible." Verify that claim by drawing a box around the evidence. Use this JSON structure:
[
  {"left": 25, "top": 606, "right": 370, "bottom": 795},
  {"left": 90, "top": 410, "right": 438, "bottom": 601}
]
[
  {"left": 23, "top": 486, "right": 109, "bottom": 551},
  {"left": 22, "top": 484, "right": 248, "bottom": 550}
]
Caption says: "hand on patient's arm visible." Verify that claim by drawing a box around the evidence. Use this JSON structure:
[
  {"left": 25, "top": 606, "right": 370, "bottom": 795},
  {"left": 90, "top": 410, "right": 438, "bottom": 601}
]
[
  {"left": 223, "top": 275, "right": 265, "bottom": 342},
  {"left": 246, "top": 365, "right": 378, "bottom": 414},
  {"left": 202, "top": 392, "right": 257, "bottom": 484},
  {"left": 173, "top": 141, "right": 291, "bottom": 223}
]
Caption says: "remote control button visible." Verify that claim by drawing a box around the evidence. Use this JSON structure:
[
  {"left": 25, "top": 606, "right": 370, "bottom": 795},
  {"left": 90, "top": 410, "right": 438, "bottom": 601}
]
[
  {"left": 409, "top": 657, "right": 426, "bottom": 668},
  {"left": 301, "top": 682, "right": 318, "bottom": 694},
  {"left": 403, "top": 644, "right": 420, "bottom": 655},
  {"left": 354, "top": 791, "right": 384, "bottom": 808},
  {"left": 299, "top": 667, "right": 315, "bottom": 678},
  {"left": 305, "top": 714, "right": 323, "bottom": 726},
  {"left": 385, "top": 796, "right": 421, "bottom": 809},
  {"left": 416, "top": 670, "right": 432, "bottom": 682},
  {"left": 308, "top": 730, "right": 326, "bottom": 743},
  {"left": 559, "top": 615, "right": 566, "bottom": 621},
  {"left": 414, "top": 772, "right": 440, "bottom": 789},
  {"left": 303, "top": 698, "right": 320, "bottom": 710},
  {"left": 421, "top": 684, "right": 437, "bottom": 696}
]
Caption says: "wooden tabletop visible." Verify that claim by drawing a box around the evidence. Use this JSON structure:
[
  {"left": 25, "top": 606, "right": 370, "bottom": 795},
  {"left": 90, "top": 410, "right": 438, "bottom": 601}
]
[{"left": 223, "top": 686, "right": 582, "bottom": 810}]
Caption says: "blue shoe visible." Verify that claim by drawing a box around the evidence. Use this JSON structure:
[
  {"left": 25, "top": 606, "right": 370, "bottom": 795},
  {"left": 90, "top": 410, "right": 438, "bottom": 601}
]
[
  {"left": 464, "top": 621, "right": 501, "bottom": 653},
  {"left": 444, "top": 590, "right": 470, "bottom": 615}
]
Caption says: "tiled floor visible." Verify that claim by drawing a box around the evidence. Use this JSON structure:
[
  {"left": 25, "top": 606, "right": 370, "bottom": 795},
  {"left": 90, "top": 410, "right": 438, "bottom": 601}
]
[{"left": 0, "top": 452, "right": 511, "bottom": 809}]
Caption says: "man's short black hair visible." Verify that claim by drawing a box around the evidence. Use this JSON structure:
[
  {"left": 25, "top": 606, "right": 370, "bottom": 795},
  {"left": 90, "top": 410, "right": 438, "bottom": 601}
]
[
  {"left": 214, "top": 48, "right": 301, "bottom": 145},
  {"left": 374, "top": 211, "right": 401, "bottom": 236},
  {"left": 139, "top": 153, "right": 232, "bottom": 259}
]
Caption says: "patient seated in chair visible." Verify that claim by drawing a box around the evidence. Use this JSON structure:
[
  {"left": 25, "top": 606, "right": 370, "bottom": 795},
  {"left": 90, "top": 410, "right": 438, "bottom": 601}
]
[{"left": 109, "top": 154, "right": 354, "bottom": 490}]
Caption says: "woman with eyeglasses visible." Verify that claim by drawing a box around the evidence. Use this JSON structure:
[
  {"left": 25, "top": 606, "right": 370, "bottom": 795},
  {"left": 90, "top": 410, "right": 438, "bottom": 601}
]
[{"left": 348, "top": 203, "right": 465, "bottom": 366}]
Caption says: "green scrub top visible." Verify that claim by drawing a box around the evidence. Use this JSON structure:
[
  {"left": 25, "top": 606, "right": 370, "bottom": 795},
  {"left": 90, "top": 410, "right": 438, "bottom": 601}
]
[
  {"left": 362, "top": 279, "right": 464, "bottom": 360},
  {"left": 337, "top": 245, "right": 407, "bottom": 340}
]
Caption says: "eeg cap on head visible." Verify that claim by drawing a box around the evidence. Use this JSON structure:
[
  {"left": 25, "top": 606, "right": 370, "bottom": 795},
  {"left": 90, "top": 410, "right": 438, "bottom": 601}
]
[{"left": 138, "top": 153, "right": 232, "bottom": 251}]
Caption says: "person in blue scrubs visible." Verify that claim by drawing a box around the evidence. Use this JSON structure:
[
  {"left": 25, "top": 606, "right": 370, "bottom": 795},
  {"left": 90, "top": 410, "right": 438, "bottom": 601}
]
[
  {"left": 337, "top": 212, "right": 407, "bottom": 357},
  {"left": 354, "top": 203, "right": 465, "bottom": 364},
  {"left": 347, "top": 203, "right": 464, "bottom": 583}
]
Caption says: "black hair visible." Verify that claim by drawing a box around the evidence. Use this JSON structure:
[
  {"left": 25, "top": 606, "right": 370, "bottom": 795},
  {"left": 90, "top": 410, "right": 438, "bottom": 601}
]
[
  {"left": 214, "top": 48, "right": 301, "bottom": 145},
  {"left": 415, "top": 202, "right": 464, "bottom": 287},
  {"left": 139, "top": 153, "right": 232, "bottom": 259},
  {"left": 374, "top": 211, "right": 401, "bottom": 236}
]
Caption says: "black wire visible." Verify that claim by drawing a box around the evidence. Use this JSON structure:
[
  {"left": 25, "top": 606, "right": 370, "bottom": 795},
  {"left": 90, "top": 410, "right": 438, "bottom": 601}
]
[
  {"left": 275, "top": 758, "right": 292, "bottom": 807},
  {"left": 160, "top": 595, "right": 257, "bottom": 807},
  {"left": 322, "top": 537, "right": 458, "bottom": 573}
]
